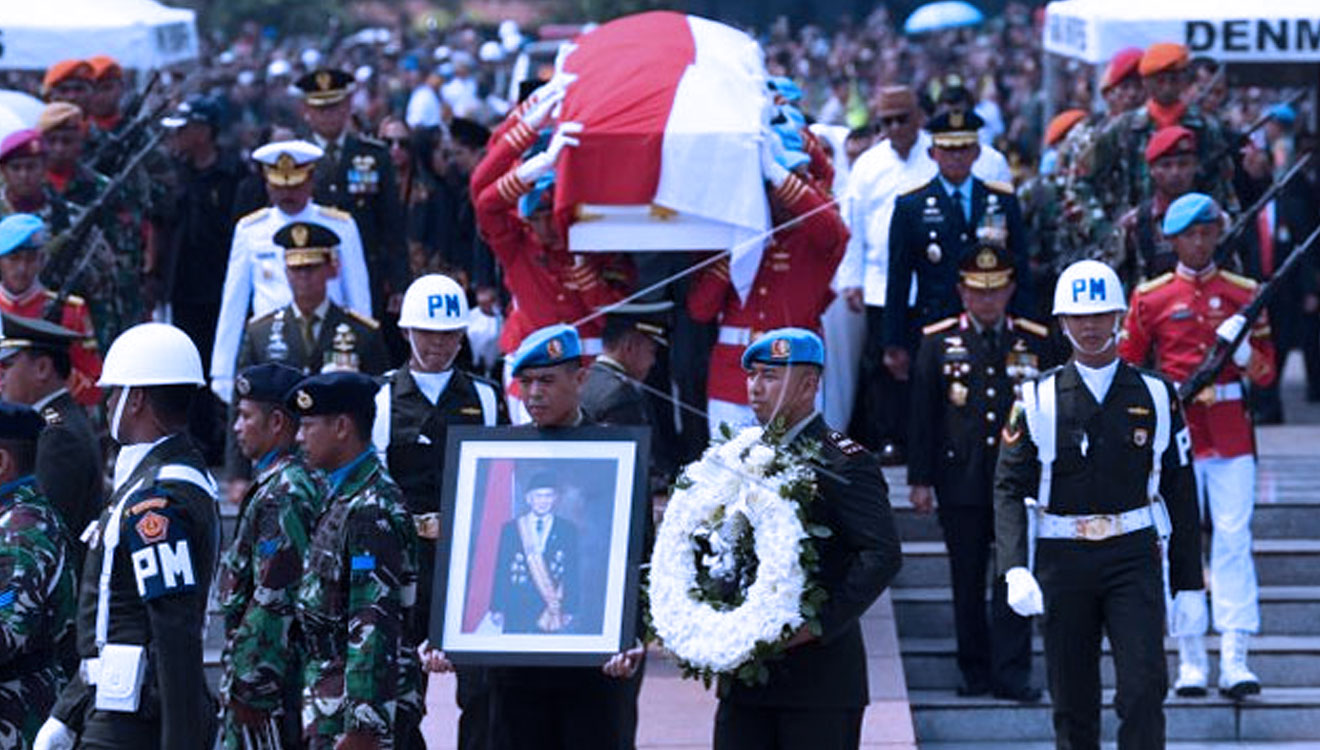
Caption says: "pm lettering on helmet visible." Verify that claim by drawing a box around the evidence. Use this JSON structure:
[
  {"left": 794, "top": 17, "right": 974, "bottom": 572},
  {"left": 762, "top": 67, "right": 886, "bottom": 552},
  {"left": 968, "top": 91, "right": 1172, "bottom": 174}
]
[
  {"left": 1072, "top": 277, "right": 1106, "bottom": 303},
  {"left": 428, "top": 293, "right": 461, "bottom": 318}
]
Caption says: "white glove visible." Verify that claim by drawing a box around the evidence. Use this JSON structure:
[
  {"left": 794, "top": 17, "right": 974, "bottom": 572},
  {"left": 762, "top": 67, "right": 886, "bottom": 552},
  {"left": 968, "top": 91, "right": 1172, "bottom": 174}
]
[
  {"left": 1005, "top": 566, "right": 1044, "bottom": 617},
  {"left": 554, "top": 42, "right": 579, "bottom": 76},
  {"left": 520, "top": 85, "right": 567, "bottom": 130},
  {"left": 34, "top": 718, "right": 76, "bottom": 750},
  {"left": 759, "top": 126, "right": 791, "bottom": 188},
  {"left": 1215, "top": 314, "right": 1252, "bottom": 368},
  {"left": 514, "top": 121, "right": 583, "bottom": 184}
]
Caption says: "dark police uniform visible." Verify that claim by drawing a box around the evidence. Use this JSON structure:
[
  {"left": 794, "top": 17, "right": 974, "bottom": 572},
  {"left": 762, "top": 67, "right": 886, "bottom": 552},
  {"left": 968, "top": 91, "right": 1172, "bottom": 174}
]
[
  {"left": 0, "top": 312, "right": 104, "bottom": 574},
  {"left": 374, "top": 365, "right": 503, "bottom": 750},
  {"left": 994, "top": 362, "right": 1202, "bottom": 749},
  {"left": 884, "top": 111, "right": 1032, "bottom": 349},
  {"left": 298, "top": 69, "right": 407, "bottom": 324},
  {"left": 909, "top": 279, "right": 1057, "bottom": 698},
  {"left": 50, "top": 434, "right": 220, "bottom": 750},
  {"left": 715, "top": 328, "right": 902, "bottom": 750},
  {"left": 238, "top": 301, "right": 390, "bottom": 376}
]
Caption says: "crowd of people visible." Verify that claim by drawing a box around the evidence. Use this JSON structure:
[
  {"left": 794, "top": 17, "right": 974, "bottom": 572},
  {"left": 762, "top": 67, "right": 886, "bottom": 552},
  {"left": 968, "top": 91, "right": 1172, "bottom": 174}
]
[{"left": 0, "top": 3, "right": 1315, "bottom": 750}]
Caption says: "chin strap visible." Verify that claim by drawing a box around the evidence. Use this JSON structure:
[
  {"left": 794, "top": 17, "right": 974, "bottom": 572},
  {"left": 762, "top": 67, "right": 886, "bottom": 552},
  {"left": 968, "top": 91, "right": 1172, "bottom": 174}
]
[
  {"left": 1062, "top": 317, "right": 1122, "bottom": 357},
  {"left": 109, "top": 386, "right": 131, "bottom": 444}
]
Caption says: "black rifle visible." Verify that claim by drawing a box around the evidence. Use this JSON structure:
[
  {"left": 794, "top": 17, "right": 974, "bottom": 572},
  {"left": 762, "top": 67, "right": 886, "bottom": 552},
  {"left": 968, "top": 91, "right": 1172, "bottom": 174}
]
[
  {"left": 1214, "top": 150, "right": 1313, "bottom": 266},
  {"left": 1178, "top": 221, "right": 1320, "bottom": 403},
  {"left": 85, "top": 70, "right": 161, "bottom": 173},
  {"left": 1204, "top": 90, "right": 1307, "bottom": 169},
  {"left": 43, "top": 129, "right": 166, "bottom": 322}
]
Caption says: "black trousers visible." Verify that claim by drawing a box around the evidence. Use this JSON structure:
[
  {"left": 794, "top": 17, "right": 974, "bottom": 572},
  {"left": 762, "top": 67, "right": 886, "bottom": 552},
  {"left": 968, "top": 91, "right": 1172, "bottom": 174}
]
[
  {"left": 1037, "top": 532, "right": 1168, "bottom": 750},
  {"left": 491, "top": 668, "right": 635, "bottom": 750},
  {"left": 937, "top": 505, "right": 1033, "bottom": 693},
  {"left": 456, "top": 665, "right": 493, "bottom": 750},
  {"left": 855, "top": 305, "right": 909, "bottom": 450},
  {"left": 713, "top": 702, "right": 863, "bottom": 750}
]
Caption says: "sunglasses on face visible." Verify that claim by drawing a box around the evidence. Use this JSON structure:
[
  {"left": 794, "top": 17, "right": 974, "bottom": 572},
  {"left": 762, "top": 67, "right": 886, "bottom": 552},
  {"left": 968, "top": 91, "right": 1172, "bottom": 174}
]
[
  {"left": 880, "top": 114, "right": 909, "bottom": 127},
  {"left": 384, "top": 137, "right": 408, "bottom": 148}
]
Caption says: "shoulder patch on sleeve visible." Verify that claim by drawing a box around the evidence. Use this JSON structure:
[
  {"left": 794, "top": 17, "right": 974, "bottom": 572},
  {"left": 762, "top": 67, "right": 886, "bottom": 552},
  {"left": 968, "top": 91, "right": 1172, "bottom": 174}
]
[
  {"left": 1011, "top": 317, "right": 1050, "bottom": 337},
  {"left": 128, "top": 497, "right": 170, "bottom": 516},
  {"left": 126, "top": 504, "right": 197, "bottom": 600},
  {"left": 922, "top": 316, "right": 959, "bottom": 336},
  {"left": 346, "top": 309, "right": 380, "bottom": 330},
  {"left": 1217, "top": 269, "right": 1258, "bottom": 291},
  {"left": 315, "top": 205, "right": 352, "bottom": 221},
  {"left": 238, "top": 207, "right": 271, "bottom": 227},
  {"left": 1135, "top": 272, "right": 1175, "bottom": 294},
  {"left": 984, "top": 179, "right": 1014, "bottom": 194},
  {"left": 41, "top": 406, "right": 62, "bottom": 426},
  {"left": 827, "top": 430, "right": 865, "bottom": 456}
]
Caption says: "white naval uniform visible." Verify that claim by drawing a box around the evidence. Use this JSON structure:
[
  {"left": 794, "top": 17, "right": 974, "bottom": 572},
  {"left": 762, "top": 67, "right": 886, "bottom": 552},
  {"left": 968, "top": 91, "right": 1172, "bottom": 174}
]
[{"left": 209, "top": 202, "right": 373, "bottom": 403}]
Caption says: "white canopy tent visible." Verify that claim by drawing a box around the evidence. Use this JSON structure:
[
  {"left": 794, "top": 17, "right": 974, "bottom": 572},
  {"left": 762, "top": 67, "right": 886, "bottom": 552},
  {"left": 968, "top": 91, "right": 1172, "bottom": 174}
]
[
  {"left": 1043, "top": 0, "right": 1320, "bottom": 64},
  {"left": 0, "top": 0, "right": 198, "bottom": 70}
]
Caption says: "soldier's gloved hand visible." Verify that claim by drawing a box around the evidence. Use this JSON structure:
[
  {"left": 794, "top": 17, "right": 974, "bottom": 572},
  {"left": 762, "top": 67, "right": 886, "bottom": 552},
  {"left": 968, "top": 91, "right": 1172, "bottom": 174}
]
[
  {"left": 759, "top": 126, "right": 791, "bottom": 188},
  {"left": 514, "top": 121, "right": 583, "bottom": 184},
  {"left": 1005, "top": 567, "right": 1044, "bottom": 617},
  {"left": 1170, "top": 589, "right": 1209, "bottom": 637},
  {"left": 34, "top": 717, "right": 76, "bottom": 750},
  {"left": 418, "top": 639, "right": 455, "bottom": 673},
  {"left": 1215, "top": 314, "right": 1252, "bottom": 368},
  {"left": 521, "top": 85, "right": 567, "bottom": 130}
]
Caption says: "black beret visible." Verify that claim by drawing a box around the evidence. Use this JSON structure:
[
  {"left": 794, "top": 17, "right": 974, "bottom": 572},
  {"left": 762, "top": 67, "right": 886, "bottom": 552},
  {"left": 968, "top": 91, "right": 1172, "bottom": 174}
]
[
  {"left": 286, "top": 371, "right": 379, "bottom": 417},
  {"left": 236, "top": 363, "right": 305, "bottom": 405},
  {"left": 0, "top": 401, "right": 46, "bottom": 441}
]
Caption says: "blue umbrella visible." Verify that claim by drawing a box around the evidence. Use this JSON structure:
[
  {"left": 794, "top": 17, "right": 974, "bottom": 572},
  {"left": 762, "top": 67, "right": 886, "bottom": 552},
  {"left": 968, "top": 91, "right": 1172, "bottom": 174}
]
[{"left": 903, "top": 1, "right": 984, "bottom": 35}]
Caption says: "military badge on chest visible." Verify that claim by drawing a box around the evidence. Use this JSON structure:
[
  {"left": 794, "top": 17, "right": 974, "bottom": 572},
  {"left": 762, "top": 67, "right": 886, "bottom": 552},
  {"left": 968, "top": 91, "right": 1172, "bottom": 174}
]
[
  {"left": 347, "top": 154, "right": 379, "bottom": 196},
  {"left": 268, "top": 309, "right": 290, "bottom": 360},
  {"left": 942, "top": 337, "right": 971, "bottom": 406},
  {"left": 976, "top": 193, "right": 1008, "bottom": 247},
  {"left": 1005, "top": 339, "right": 1040, "bottom": 383},
  {"left": 324, "top": 323, "right": 361, "bottom": 372}
]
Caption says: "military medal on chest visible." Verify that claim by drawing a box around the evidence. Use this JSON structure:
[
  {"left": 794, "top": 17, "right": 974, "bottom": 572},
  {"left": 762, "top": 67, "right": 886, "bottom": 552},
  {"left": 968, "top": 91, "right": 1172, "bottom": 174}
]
[
  {"left": 268, "top": 309, "right": 290, "bottom": 360},
  {"left": 348, "top": 154, "right": 379, "bottom": 195},
  {"left": 324, "top": 322, "right": 361, "bottom": 372}
]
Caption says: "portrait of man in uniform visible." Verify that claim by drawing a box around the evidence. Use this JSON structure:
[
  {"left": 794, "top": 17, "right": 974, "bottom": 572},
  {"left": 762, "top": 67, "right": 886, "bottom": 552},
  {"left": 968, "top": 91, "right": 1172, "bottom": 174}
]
[{"left": 491, "top": 471, "right": 581, "bottom": 634}]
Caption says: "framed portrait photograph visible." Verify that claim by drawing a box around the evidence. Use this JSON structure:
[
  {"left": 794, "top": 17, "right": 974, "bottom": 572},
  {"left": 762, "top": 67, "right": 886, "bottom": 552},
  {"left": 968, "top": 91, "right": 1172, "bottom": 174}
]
[{"left": 432, "top": 425, "right": 651, "bottom": 666}]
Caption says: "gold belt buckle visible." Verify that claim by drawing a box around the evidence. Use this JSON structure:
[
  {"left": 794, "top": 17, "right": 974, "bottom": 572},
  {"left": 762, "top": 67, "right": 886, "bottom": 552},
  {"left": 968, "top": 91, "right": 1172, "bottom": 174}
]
[
  {"left": 413, "top": 513, "right": 441, "bottom": 540},
  {"left": 1074, "top": 515, "right": 1114, "bottom": 541}
]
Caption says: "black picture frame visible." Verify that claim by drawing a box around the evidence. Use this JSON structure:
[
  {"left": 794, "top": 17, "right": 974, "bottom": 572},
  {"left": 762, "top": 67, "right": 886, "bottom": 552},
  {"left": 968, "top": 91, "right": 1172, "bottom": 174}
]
[{"left": 431, "top": 424, "right": 650, "bottom": 667}]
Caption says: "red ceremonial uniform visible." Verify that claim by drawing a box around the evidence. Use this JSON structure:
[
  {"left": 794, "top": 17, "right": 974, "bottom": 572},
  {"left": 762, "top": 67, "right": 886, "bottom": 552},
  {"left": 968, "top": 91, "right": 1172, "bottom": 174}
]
[
  {"left": 471, "top": 115, "right": 633, "bottom": 355},
  {"left": 1118, "top": 266, "right": 1275, "bottom": 458},
  {"left": 0, "top": 285, "right": 103, "bottom": 405},
  {"left": 687, "top": 174, "right": 848, "bottom": 404}
]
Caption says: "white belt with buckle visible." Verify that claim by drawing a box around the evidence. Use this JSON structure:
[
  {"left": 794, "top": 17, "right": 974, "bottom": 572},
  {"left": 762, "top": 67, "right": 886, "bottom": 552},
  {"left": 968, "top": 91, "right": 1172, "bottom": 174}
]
[
  {"left": 717, "top": 326, "right": 755, "bottom": 347},
  {"left": 1038, "top": 506, "right": 1156, "bottom": 541},
  {"left": 1180, "top": 381, "right": 1243, "bottom": 405},
  {"left": 581, "top": 337, "right": 603, "bottom": 356},
  {"left": 81, "top": 657, "right": 101, "bottom": 685}
]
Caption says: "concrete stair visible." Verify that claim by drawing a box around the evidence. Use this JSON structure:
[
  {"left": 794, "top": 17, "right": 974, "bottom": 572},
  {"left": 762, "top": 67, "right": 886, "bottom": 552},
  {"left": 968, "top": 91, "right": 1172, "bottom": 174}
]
[{"left": 885, "top": 443, "right": 1320, "bottom": 745}]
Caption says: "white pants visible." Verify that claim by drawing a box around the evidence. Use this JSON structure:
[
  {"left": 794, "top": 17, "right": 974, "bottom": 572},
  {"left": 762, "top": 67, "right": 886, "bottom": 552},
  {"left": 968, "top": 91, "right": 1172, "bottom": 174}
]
[
  {"left": 1172, "top": 455, "right": 1260, "bottom": 634},
  {"left": 820, "top": 295, "right": 866, "bottom": 432},
  {"left": 707, "top": 399, "right": 757, "bottom": 439},
  {"left": 502, "top": 359, "right": 532, "bottom": 426}
]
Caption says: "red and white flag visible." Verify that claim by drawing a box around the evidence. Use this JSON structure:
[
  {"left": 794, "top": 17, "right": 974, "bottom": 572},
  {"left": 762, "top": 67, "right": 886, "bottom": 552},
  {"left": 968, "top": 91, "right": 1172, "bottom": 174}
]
[{"left": 555, "top": 12, "right": 770, "bottom": 299}]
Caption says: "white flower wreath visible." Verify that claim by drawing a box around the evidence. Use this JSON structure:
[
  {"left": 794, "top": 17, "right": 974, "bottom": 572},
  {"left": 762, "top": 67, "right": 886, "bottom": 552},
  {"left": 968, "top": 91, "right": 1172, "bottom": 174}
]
[{"left": 648, "top": 425, "right": 825, "bottom": 683}]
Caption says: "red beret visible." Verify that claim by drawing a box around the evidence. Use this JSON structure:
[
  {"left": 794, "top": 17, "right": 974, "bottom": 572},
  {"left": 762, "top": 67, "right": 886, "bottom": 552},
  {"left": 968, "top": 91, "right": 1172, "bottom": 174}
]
[
  {"left": 1145, "top": 126, "right": 1196, "bottom": 164},
  {"left": 86, "top": 55, "right": 124, "bottom": 81},
  {"left": 0, "top": 129, "right": 46, "bottom": 164},
  {"left": 1102, "top": 47, "right": 1143, "bottom": 92},
  {"left": 1139, "top": 43, "right": 1190, "bottom": 77},
  {"left": 1045, "top": 109, "right": 1087, "bottom": 147},
  {"left": 42, "top": 60, "right": 93, "bottom": 94}
]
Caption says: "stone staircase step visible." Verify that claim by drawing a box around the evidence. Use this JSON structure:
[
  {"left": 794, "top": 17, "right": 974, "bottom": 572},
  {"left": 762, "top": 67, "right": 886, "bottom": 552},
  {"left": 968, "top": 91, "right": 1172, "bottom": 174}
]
[
  {"left": 901, "top": 635, "right": 1320, "bottom": 690},
  {"left": 895, "top": 539, "right": 1320, "bottom": 588},
  {"left": 894, "top": 586, "right": 1320, "bottom": 638},
  {"left": 909, "top": 687, "right": 1320, "bottom": 742}
]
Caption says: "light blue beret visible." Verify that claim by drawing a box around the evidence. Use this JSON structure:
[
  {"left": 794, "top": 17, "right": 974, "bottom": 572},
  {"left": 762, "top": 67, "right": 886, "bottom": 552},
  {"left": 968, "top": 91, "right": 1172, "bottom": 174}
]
[
  {"left": 0, "top": 214, "right": 46, "bottom": 257},
  {"left": 768, "top": 76, "right": 803, "bottom": 103},
  {"left": 510, "top": 323, "right": 581, "bottom": 374},
  {"left": 1162, "top": 192, "right": 1219, "bottom": 237},
  {"left": 741, "top": 327, "right": 825, "bottom": 369}
]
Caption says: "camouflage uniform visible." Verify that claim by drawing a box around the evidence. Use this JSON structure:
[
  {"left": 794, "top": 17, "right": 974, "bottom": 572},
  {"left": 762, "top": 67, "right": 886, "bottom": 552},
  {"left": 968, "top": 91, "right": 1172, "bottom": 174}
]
[
  {"left": 218, "top": 449, "right": 326, "bottom": 750},
  {"left": 0, "top": 476, "right": 77, "bottom": 749},
  {"left": 297, "top": 452, "right": 422, "bottom": 749},
  {"left": 1086, "top": 104, "right": 1237, "bottom": 217}
]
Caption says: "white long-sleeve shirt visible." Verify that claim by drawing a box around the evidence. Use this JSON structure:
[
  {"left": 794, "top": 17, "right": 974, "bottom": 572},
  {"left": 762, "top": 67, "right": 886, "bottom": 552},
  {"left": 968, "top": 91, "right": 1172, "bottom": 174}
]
[{"left": 210, "top": 202, "right": 373, "bottom": 403}]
